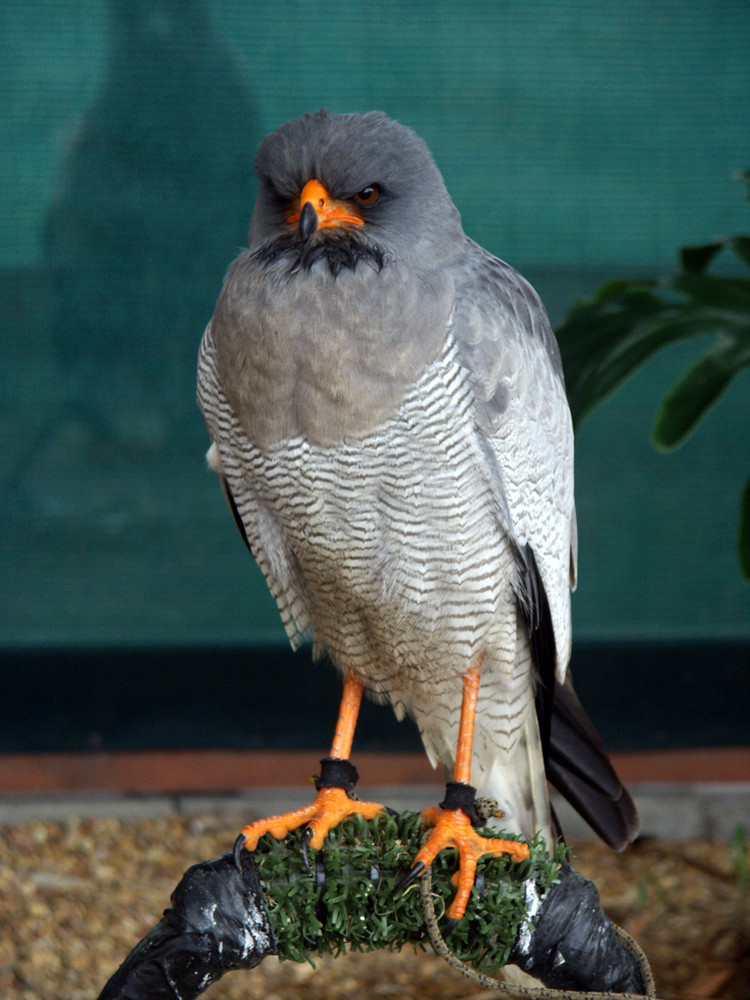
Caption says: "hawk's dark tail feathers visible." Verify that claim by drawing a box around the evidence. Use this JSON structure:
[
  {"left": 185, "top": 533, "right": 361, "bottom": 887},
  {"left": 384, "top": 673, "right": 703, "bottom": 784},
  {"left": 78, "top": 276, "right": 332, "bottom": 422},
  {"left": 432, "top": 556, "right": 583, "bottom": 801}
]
[{"left": 546, "top": 673, "right": 640, "bottom": 851}]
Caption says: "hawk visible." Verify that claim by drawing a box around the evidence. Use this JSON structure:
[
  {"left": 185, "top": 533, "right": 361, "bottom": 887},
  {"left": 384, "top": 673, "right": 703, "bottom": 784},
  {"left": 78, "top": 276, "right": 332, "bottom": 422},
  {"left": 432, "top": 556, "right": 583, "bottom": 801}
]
[{"left": 198, "top": 110, "right": 638, "bottom": 925}]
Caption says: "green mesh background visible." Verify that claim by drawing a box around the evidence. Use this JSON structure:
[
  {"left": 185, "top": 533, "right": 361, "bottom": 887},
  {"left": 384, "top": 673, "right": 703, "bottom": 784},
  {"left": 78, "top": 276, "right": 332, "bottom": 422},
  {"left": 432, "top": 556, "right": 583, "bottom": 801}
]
[{"left": 2, "top": 0, "right": 749, "bottom": 648}]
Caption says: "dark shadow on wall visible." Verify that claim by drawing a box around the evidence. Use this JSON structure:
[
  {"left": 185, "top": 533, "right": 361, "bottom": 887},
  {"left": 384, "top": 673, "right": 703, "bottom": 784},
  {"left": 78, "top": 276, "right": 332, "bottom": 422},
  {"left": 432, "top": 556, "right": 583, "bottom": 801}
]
[{"left": 42, "top": 0, "right": 259, "bottom": 465}]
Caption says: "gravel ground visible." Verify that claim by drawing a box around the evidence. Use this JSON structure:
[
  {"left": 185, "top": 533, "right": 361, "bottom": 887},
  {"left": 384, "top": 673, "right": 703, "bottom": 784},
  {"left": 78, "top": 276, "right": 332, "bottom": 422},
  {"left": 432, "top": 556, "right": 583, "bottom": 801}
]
[{"left": 1, "top": 814, "right": 748, "bottom": 1000}]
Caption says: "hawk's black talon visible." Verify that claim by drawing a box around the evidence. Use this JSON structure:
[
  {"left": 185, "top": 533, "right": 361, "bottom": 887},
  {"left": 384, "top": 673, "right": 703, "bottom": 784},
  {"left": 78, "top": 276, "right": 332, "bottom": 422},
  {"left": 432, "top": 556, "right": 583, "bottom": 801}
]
[
  {"left": 396, "top": 859, "right": 426, "bottom": 892},
  {"left": 233, "top": 833, "right": 247, "bottom": 872},
  {"left": 301, "top": 827, "right": 313, "bottom": 874},
  {"left": 474, "top": 871, "right": 485, "bottom": 898},
  {"left": 442, "top": 916, "right": 459, "bottom": 938},
  {"left": 314, "top": 853, "right": 326, "bottom": 889}
]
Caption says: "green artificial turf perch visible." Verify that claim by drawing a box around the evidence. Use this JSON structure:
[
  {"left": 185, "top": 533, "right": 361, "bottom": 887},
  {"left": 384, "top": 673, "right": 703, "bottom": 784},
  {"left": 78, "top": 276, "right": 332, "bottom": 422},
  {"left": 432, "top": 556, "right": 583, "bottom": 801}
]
[{"left": 253, "top": 810, "right": 566, "bottom": 976}]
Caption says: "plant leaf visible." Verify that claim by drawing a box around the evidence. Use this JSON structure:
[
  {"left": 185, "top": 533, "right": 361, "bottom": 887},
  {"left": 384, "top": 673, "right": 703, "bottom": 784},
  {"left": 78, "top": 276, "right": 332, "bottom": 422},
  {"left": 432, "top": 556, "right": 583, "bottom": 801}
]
[
  {"left": 730, "top": 236, "right": 750, "bottom": 267},
  {"left": 557, "top": 282, "right": 661, "bottom": 374},
  {"left": 652, "top": 336, "right": 750, "bottom": 449},
  {"left": 680, "top": 234, "right": 750, "bottom": 271},
  {"left": 681, "top": 241, "right": 726, "bottom": 273},
  {"left": 573, "top": 315, "right": 701, "bottom": 418},
  {"left": 558, "top": 268, "right": 750, "bottom": 429},
  {"left": 667, "top": 272, "right": 750, "bottom": 312},
  {"left": 557, "top": 282, "right": 680, "bottom": 426}
]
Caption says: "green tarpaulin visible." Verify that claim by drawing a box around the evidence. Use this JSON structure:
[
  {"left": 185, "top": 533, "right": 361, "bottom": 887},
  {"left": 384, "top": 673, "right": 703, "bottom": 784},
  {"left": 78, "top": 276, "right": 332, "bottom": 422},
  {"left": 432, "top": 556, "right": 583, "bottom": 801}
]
[{"left": 2, "top": 0, "right": 749, "bottom": 650}]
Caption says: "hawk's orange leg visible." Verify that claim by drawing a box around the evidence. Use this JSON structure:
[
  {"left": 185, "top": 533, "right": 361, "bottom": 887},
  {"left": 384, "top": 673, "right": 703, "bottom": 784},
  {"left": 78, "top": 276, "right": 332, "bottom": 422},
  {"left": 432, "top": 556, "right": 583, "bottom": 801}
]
[
  {"left": 239, "top": 671, "right": 385, "bottom": 854},
  {"left": 407, "top": 656, "right": 529, "bottom": 926}
]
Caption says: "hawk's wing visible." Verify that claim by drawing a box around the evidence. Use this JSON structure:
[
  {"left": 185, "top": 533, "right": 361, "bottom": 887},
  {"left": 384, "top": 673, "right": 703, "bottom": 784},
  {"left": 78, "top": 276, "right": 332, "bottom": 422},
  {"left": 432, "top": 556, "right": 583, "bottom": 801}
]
[
  {"left": 451, "top": 244, "right": 639, "bottom": 850},
  {"left": 452, "top": 241, "right": 577, "bottom": 682}
]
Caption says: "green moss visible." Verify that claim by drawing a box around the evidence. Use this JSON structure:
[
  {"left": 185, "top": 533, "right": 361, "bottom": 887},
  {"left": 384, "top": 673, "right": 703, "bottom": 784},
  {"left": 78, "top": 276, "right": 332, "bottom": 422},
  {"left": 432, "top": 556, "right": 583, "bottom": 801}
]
[{"left": 253, "top": 811, "right": 566, "bottom": 975}]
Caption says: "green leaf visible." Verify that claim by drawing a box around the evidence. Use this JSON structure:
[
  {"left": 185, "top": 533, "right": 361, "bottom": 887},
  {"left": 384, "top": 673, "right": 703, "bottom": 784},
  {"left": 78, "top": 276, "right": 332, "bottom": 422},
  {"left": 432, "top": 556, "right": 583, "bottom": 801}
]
[
  {"left": 557, "top": 268, "right": 750, "bottom": 430},
  {"left": 652, "top": 337, "right": 750, "bottom": 449},
  {"left": 557, "top": 281, "right": 662, "bottom": 371},
  {"left": 730, "top": 236, "right": 750, "bottom": 267},
  {"left": 667, "top": 272, "right": 750, "bottom": 312},
  {"left": 558, "top": 294, "right": 712, "bottom": 427},
  {"left": 678, "top": 233, "right": 750, "bottom": 272},
  {"left": 681, "top": 241, "right": 726, "bottom": 273},
  {"left": 557, "top": 282, "right": 675, "bottom": 426},
  {"left": 740, "top": 477, "right": 750, "bottom": 581}
]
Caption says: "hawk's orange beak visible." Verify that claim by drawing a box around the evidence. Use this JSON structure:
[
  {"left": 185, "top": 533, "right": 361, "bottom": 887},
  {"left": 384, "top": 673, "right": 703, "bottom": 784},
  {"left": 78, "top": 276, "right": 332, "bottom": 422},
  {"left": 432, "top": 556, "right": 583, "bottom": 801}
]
[{"left": 286, "top": 179, "right": 364, "bottom": 240}]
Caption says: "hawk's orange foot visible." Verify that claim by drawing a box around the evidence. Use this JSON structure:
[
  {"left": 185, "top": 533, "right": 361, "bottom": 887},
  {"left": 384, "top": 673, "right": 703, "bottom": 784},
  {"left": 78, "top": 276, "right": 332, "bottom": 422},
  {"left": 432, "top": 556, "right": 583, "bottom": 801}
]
[
  {"left": 402, "top": 783, "right": 529, "bottom": 927},
  {"left": 236, "top": 758, "right": 385, "bottom": 863}
]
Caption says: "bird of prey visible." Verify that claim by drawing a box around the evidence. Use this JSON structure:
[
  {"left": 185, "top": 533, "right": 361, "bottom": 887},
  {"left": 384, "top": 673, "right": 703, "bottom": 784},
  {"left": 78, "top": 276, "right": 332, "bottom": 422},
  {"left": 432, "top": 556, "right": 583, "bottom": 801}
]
[{"left": 198, "top": 109, "right": 639, "bottom": 925}]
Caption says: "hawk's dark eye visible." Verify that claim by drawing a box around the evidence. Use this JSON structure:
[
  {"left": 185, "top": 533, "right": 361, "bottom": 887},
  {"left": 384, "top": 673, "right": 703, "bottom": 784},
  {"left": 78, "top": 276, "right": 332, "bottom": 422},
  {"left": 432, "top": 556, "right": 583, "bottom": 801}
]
[{"left": 354, "top": 184, "right": 380, "bottom": 206}]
